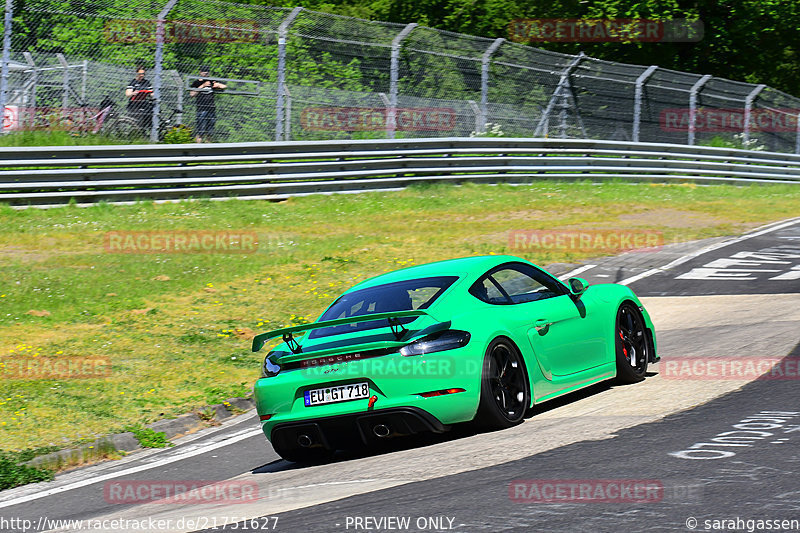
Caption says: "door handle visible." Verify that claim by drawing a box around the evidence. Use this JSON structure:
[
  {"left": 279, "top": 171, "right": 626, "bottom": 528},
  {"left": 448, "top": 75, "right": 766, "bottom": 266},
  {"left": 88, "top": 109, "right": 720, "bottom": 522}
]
[{"left": 534, "top": 319, "right": 553, "bottom": 332}]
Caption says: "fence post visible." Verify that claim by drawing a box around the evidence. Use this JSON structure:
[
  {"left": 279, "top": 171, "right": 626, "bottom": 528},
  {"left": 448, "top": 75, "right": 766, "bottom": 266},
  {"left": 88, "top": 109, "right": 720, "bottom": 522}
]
[
  {"left": 283, "top": 84, "right": 292, "bottom": 140},
  {"left": 276, "top": 7, "right": 302, "bottom": 141},
  {"left": 796, "top": 112, "right": 800, "bottom": 155},
  {"left": 378, "top": 92, "right": 390, "bottom": 137},
  {"left": 0, "top": 0, "right": 12, "bottom": 133},
  {"left": 151, "top": 0, "right": 178, "bottom": 143},
  {"left": 56, "top": 53, "right": 69, "bottom": 110},
  {"left": 23, "top": 52, "right": 34, "bottom": 118},
  {"left": 742, "top": 84, "right": 765, "bottom": 145},
  {"left": 632, "top": 65, "right": 657, "bottom": 143},
  {"left": 467, "top": 100, "right": 480, "bottom": 133},
  {"left": 388, "top": 23, "right": 417, "bottom": 139},
  {"left": 534, "top": 52, "right": 584, "bottom": 138},
  {"left": 688, "top": 74, "right": 711, "bottom": 145},
  {"left": 479, "top": 38, "right": 504, "bottom": 133},
  {"left": 81, "top": 59, "right": 87, "bottom": 104},
  {"left": 167, "top": 69, "right": 182, "bottom": 125}
]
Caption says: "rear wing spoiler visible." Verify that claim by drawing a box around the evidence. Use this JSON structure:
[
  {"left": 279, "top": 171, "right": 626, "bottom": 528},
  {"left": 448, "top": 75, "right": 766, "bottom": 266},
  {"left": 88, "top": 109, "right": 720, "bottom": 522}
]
[{"left": 251, "top": 309, "right": 430, "bottom": 353}]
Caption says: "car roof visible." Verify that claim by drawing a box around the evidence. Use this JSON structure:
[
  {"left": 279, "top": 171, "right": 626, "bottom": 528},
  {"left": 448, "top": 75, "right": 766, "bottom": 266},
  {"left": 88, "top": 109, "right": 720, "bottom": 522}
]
[{"left": 349, "top": 255, "right": 525, "bottom": 291}]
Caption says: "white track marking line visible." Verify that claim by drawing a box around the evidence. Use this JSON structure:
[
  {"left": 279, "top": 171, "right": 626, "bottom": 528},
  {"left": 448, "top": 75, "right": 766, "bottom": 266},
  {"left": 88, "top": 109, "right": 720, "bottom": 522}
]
[
  {"left": 0, "top": 428, "right": 263, "bottom": 509},
  {"left": 619, "top": 217, "right": 800, "bottom": 286},
  {"left": 557, "top": 264, "right": 597, "bottom": 280}
]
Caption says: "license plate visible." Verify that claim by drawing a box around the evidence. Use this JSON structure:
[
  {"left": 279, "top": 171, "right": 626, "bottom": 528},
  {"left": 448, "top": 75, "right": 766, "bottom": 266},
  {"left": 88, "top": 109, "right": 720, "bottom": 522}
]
[{"left": 304, "top": 382, "right": 370, "bottom": 407}]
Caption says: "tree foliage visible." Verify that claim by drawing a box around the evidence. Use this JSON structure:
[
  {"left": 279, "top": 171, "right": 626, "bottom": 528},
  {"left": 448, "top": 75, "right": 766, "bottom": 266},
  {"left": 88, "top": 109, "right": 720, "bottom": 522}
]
[{"left": 256, "top": 0, "right": 800, "bottom": 96}]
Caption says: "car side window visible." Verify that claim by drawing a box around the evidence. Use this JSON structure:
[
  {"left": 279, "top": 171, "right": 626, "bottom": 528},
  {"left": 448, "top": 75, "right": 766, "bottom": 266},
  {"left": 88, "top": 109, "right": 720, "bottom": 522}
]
[
  {"left": 469, "top": 277, "right": 509, "bottom": 304},
  {"left": 490, "top": 265, "right": 564, "bottom": 304}
]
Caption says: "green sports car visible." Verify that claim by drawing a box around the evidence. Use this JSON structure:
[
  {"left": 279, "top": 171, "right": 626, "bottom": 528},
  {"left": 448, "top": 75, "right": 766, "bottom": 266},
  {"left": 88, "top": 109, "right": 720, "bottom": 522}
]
[{"left": 252, "top": 255, "right": 658, "bottom": 462}]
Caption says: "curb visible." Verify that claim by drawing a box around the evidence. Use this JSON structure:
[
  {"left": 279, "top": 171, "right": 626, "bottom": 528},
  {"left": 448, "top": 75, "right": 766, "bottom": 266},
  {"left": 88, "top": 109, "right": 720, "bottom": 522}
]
[{"left": 24, "top": 396, "right": 256, "bottom": 471}]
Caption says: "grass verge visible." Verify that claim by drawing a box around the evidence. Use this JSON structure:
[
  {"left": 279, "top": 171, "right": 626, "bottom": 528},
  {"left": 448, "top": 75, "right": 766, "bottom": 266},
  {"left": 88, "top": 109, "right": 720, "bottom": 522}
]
[
  {"left": 0, "top": 180, "right": 799, "bottom": 455},
  {"left": 0, "top": 131, "right": 149, "bottom": 147}
]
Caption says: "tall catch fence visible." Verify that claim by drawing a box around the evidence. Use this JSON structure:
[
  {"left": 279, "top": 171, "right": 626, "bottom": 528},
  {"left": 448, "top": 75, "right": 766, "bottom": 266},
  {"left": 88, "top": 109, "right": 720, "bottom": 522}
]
[{"left": 1, "top": 0, "right": 800, "bottom": 153}]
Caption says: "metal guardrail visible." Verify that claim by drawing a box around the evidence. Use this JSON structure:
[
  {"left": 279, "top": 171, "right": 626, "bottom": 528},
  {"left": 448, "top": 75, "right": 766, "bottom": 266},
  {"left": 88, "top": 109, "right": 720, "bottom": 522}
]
[{"left": 2, "top": 138, "right": 799, "bottom": 207}]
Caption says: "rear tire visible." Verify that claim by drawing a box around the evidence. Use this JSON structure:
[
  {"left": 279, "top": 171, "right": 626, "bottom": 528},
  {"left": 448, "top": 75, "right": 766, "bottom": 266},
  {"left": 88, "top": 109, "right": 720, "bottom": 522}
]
[
  {"left": 614, "top": 302, "right": 650, "bottom": 384},
  {"left": 473, "top": 338, "right": 529, "bottom": 430}
]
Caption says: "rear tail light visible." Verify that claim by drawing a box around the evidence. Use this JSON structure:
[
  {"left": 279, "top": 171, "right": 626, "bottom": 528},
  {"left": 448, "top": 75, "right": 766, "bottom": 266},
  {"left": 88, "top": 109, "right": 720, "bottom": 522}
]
[
  {"left": 418, "top": 388, "right": 466, "bottom": 398},
  {"left": 400, "top": 330, "right": 470, "bottom": 356}
]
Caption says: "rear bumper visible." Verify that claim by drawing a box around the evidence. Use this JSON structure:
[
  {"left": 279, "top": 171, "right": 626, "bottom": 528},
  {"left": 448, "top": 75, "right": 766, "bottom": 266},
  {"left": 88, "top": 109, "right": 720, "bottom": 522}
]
[{"left": 270, "top": 407, "right": 449, "bottom": 451}]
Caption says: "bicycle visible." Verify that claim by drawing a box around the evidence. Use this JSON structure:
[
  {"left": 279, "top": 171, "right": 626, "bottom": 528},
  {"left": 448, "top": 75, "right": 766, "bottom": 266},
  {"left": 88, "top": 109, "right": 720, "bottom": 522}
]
[{"left": 67, "top": 96, "right": 184, "bottom": 142}]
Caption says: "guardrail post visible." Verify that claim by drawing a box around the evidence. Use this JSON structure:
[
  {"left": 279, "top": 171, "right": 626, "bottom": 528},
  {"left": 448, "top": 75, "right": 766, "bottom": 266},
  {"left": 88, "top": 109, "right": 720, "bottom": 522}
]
[
  {"left": 479, "top": 38, "right": 504, "bottom": 133},
  {"left": 276, "top": 7, "right": 302, "bottom": 141},
  {"left": 742, "top": 84, "right": 765, "bottom": 146},
  {"left": 0, "top": 0, "right": 12, "bottom": 133},
  {"left": 534, "top": 52, "right": 584, "bottom": 138},
  {"left": 688, "top": 74, "right": 711, "bottom": 145},
  {"left": 632, "top": 65, "right": 657, "bottom": 143},
  {"left": 388, "top": 23, "right": 417, "bottom": 139},
  {"left": 151, "top": 0, "right": 178, "bottom": 143}
]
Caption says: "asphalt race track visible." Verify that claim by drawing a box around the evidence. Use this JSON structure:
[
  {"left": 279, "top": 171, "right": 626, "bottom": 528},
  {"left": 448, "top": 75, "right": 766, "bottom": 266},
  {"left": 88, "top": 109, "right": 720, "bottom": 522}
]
[
  {"left": 215, "top": 355, "right": 800, "bottom": 533},
  {"left": 1, "top": 217, "right": 798, "bottom": 533}
]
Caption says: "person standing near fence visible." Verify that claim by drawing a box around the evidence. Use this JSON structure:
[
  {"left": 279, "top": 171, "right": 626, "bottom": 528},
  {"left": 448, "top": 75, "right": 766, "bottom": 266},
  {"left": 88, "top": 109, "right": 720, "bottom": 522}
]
[
  {"left": 124, "top": 66, "right": 154, "bottom": 132},
  {"left": 189, "top": 66, "right": 226, "bottom": 143}
]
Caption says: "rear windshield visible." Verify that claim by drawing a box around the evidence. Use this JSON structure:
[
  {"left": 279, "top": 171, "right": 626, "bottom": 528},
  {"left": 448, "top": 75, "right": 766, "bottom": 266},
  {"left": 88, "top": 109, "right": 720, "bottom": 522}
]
[{"left": 309, "top": 276, "right": 458, "bottom": 339}]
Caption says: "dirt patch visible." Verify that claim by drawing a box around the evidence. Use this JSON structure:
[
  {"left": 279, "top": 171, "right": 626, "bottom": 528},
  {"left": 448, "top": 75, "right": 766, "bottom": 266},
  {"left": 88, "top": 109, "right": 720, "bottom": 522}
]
[
  {"left": 0, "top": 246, "right": 52, "bottom": 263},
  {"left": 424, "top": 209, "right": 552, "bottom": 223},
  {"left": 616, "top": 209, "right": 729, "bottom": 228}
]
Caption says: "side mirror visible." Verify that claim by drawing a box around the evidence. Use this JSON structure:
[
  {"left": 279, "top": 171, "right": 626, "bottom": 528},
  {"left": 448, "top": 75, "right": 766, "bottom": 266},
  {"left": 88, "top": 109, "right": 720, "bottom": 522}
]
[{"left": 568, "top": 277, "right": 589, "bottom": 298}]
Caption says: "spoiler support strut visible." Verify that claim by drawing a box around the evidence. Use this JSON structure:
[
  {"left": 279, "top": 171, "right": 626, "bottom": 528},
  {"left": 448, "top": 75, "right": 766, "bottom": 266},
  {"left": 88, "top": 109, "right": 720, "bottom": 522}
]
[
  {"left": 388, "top": 317, "right": 408, "bottom": 341},
  {"left": 282, "top": 332, "right": 302, "bottom": 354}
]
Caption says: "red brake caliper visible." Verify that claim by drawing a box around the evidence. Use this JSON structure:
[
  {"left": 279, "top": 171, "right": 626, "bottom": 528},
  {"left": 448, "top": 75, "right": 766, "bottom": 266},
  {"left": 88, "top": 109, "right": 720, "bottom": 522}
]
[{"left": 619, "top": 330, "right": 628, "bottom": 358}]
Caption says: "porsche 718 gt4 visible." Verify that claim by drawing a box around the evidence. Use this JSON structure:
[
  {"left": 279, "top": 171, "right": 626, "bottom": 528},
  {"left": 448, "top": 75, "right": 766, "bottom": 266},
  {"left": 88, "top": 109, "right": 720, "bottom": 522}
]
[{"left": 251, "top": 255, "right": 658, "bottom": 462}]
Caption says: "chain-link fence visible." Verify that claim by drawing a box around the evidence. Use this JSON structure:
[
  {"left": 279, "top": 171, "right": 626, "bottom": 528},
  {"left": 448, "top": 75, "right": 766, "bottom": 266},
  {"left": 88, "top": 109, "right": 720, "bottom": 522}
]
[{"left": 2, "top": 0, "right": 799, "bottom": 152}]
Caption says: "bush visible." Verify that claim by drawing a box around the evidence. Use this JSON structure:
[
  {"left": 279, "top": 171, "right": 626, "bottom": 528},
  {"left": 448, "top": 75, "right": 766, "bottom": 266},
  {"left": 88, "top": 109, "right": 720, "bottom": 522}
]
[
  {"left": 163, "top": 124, "right": 194, "bottom": 144},
  {"left": 128, "top": 427, "right": 172, "bottom": 448}
]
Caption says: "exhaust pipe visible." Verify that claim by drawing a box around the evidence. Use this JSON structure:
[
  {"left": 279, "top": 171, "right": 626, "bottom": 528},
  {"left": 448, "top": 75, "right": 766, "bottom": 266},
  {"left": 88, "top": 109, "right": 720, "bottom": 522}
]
[
  {"left": 297, "top": 434, "right": 313, "bottom": 447},
  {"left": 373, "top": 424, "right": 391, "bottom": 438}
]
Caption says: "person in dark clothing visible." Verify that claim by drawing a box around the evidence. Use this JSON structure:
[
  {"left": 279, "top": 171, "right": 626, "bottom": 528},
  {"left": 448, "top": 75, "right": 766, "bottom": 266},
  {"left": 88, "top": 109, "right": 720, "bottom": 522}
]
[
  {"left": 189, "top": 66, "right": 226, "bottom": 142},
  {"left": 125, "top": 66, "right": 153, "bottom": 132}
]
